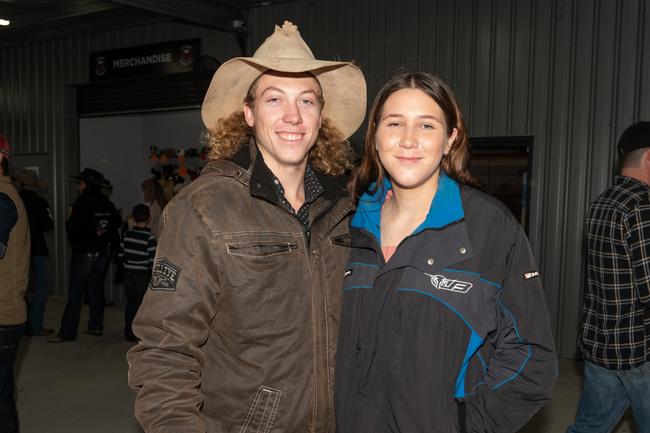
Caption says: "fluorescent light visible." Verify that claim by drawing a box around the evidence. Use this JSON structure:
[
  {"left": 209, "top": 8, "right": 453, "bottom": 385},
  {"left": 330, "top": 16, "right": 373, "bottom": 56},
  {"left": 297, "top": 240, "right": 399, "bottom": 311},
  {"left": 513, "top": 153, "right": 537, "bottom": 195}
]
[{"left": 0, "top": 19, "right": 10, "bottom": 26}]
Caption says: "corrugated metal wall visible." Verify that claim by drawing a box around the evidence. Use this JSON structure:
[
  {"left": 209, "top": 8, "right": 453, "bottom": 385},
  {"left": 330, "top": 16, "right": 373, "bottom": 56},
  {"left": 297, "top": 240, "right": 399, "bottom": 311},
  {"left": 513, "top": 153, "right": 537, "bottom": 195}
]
[
  {"left": 245, "top": 0, "right": 650, "bottom": 357},
  {"left": 0, "top": 0, "right": 648, "bottom": 357},
  {"left": 0, "top": 21, "right": 241, "bottom": 302}
]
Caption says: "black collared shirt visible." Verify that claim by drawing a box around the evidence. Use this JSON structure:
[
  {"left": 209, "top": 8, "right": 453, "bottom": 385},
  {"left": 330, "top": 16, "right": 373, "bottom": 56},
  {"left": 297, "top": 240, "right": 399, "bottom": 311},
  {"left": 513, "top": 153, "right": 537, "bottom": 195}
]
[
  {"left": 248, "top": 146, "right": 324, "bottom": 240},
  {"left": 270, "top": 164, "right": 323, "bottom": 240},
  {"left": 581, "top": 175, "right": 650, "bottom": 370}
]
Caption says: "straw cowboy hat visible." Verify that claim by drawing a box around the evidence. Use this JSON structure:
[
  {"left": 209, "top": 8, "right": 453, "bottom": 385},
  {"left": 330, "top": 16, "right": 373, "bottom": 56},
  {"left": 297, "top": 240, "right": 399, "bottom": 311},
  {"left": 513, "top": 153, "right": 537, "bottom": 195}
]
[
  {"left": 17, "top": 169, "right": 47, "bottom": 192},
  {"left": 201, "top": 21, "right": 367, "bottom": 139}
]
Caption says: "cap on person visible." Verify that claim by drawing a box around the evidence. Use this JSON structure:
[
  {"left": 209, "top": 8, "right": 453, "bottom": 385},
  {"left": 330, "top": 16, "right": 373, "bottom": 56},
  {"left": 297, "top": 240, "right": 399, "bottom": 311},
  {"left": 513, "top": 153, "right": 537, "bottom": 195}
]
[
  {"left": 617, "top": 121, "right": 650, "bottom": 155},
  {"left": 71, "top": 168, "right": 106, "bottom": 186},
  {"left": 201, "top": 20, "right": 367, "bottom": 140}
]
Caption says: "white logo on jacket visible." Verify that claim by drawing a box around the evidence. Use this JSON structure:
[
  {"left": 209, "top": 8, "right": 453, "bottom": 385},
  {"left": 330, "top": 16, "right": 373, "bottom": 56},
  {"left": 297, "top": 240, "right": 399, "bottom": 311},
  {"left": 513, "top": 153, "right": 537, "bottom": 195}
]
[{"left": 424, "top": 273, "right": 473, "bottom": 294}]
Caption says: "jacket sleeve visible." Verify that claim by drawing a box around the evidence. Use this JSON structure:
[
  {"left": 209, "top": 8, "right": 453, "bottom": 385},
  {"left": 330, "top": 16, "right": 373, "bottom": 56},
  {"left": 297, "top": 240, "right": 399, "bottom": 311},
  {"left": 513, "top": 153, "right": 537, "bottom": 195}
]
[
  {"left": 127, "top": 199, "right": 221, "bottom": 433},
  {"left": 626, "top": 202, "right": 650, "bottom": 307},
  {"left": 0, "top": 192, "right": 17, "bottom": 258},
  {"left": 109, "top": 203, "right": 122, "bottom": 252},
  {"left": 465, "top": 226, "right": 557, "bottom": 433}
]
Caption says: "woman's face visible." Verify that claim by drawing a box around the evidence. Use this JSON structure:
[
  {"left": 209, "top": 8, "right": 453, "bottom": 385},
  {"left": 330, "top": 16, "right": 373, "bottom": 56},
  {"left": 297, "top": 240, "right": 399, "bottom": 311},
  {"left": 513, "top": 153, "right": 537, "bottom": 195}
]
[{"left": 375, "top": 88, "right": 457, "bottom": 191}]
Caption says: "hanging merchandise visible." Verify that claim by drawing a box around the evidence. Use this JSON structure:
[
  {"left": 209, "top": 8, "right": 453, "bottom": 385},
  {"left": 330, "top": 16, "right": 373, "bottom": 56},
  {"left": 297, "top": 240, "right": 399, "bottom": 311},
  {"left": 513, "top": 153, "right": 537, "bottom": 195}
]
[
  {"left": 177, "top": 149, "right": 187, "bottom": 177},
  {"left": 148, "top": 145, "right": 207, "bottom": 200}
]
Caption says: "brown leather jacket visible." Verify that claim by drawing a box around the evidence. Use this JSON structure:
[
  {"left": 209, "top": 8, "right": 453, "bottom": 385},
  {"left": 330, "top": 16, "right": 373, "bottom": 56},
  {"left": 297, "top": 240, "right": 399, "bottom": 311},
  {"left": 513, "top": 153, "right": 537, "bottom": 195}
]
[{"left": 127, "top": 143, "right": 353, "bottom": 433}]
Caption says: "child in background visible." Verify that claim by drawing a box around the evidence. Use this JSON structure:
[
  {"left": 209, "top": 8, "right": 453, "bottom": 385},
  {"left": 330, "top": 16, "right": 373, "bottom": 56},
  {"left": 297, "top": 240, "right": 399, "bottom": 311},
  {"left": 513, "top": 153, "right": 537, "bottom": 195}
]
[{"left": 117, "top": 204, "right": 156, "bottom": 342}]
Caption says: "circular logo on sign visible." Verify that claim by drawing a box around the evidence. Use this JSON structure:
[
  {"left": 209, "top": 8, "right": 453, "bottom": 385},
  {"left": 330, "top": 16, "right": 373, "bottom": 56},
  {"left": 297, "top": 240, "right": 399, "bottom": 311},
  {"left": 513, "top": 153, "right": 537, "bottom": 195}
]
[
  {"left": 179, "top": 45, "right": 194, "bottom": 66},
  {"left": 94, "top": 56, "right": 107, "bottom": 76}
]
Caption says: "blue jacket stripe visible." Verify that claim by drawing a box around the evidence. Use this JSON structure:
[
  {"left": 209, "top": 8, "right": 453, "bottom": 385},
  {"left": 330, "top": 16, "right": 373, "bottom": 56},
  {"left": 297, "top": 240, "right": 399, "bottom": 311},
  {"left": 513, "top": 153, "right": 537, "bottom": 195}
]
[
  {"left": 442, "top": 267, "right": 503, "bottom": 289},
  {"left": 454, "top": 331, "right": 484, "bottom": 398},
  {"left": 477, "top": 352, "right": 488, "bottom": 372},
  {"left": 492, "top": 297, "right": 532, "bottom": 389},
  {"left": 397, "top": 288, "right": 479, "bottom": 335},
  {"left": 443, "top": 267, "right": 481, "bottom": 277},
  {"left": 480, "top": 278, "right": 503, "bottom": 289},
  {"left": 343, "top": 285, "right": 373, "bottom": 292},
  {"left": 348, "top": 262, "right": 379, "bottom": 268}
]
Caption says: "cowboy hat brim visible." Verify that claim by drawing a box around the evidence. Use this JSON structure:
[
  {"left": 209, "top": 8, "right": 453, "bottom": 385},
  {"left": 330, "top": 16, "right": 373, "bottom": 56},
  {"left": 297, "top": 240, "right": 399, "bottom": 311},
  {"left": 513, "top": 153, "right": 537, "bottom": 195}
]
[
  {"left": 201, "top": 57, "right": 367, "bottom": 139},
  {"left": 21, "top": 181, "right": 47, "bottom": 192}
]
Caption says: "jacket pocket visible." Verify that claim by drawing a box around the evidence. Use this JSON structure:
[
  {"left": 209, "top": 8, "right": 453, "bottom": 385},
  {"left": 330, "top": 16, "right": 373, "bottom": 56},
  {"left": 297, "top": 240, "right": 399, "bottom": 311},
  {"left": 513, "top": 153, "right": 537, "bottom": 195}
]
[
  {"left": 239, "top": 385, "right": 282, "bottom": 433},
  {"left": 227, "top": 241, "right": 297, "bottom": 257}
]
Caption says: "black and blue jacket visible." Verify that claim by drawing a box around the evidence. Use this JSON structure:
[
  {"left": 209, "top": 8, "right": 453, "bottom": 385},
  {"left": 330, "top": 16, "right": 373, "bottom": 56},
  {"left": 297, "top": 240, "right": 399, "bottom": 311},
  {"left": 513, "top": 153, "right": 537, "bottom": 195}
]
[{"left": 335, "top": 174, "right": 557, "bottom": 433}]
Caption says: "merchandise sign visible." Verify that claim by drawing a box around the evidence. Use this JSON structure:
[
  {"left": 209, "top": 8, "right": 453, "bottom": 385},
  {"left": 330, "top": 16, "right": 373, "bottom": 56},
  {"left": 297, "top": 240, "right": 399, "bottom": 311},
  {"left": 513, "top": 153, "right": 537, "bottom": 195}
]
[{"left": 89, "top": 39, "right": 200, "bottom": 81}]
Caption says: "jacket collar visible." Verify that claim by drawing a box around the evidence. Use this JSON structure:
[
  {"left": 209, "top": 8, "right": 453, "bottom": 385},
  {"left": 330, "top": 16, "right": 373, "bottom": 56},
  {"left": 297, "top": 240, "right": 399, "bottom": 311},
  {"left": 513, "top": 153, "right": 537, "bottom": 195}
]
[
  {"left": 351, "top": 172, "right": 465, "bottom": 246},
  {"left": 202, "top": 139, "right": 349, "bottom": 213}
]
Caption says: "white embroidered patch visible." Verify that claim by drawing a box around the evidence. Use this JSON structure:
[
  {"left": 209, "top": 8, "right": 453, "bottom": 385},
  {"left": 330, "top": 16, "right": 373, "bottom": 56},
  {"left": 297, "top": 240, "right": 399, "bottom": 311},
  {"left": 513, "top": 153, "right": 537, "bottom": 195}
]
[
  {"left": 524, "top": 271, "right": 539, "bottom": 280},
  {"left": 424, "top": 273, "right": 473, "bottom": 294}
]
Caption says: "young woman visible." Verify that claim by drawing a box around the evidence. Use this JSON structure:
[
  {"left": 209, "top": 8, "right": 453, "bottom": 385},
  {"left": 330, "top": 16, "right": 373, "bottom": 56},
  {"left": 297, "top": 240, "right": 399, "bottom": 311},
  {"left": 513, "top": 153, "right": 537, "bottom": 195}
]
[
  {"left": 141, "top": 177, "right": 167, "bottom": 238},
  {"left": 335, "top": 71, "right": 557, "bottom": 433}
]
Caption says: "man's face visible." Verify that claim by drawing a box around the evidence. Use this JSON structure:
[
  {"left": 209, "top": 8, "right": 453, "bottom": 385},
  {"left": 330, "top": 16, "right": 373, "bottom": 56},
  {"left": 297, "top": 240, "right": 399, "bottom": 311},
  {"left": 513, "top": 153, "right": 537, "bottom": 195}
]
[{"left": 243, "top": 72, "right": 323, "bottom": 174}]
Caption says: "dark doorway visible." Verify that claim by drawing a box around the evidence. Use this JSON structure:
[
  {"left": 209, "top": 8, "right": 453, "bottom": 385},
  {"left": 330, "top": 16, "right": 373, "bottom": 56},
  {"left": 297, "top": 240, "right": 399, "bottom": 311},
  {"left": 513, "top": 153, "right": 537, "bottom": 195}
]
[{"left": 469, "top": 136, "right": 532, "bottom": 233}]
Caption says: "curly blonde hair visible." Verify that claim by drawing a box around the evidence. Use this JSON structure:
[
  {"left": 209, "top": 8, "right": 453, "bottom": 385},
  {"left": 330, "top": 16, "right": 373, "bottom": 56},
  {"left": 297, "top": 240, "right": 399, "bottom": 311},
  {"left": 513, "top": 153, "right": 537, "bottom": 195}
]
[{"left": 203, "top": 112, "right": 354, "bottom": 176}]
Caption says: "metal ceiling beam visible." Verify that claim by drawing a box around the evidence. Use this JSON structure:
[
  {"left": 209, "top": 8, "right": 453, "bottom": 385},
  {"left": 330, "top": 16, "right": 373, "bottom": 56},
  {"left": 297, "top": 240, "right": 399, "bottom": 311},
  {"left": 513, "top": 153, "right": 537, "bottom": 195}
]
[
  {"left": 105, "top": 0, "right": 247, "bottom": 35},
  {"left": 1, "top": 0, "right": 119, "bottom": 28}
]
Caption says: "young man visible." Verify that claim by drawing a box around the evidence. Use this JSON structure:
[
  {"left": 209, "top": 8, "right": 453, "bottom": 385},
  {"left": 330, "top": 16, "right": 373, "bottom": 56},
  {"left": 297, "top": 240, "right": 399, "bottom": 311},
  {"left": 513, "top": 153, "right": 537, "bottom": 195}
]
[
  {"left": 567, "top": 121, "right": 650, "bottom": 433},
  {"left": 117, "top": 204, "right": 156, "bottom": 342},
  {"left": 127, "top": 21, "right": 366, "bottom": 432},
  {"left": 0, "top": 136, "right": 30, "bottom": 433}
]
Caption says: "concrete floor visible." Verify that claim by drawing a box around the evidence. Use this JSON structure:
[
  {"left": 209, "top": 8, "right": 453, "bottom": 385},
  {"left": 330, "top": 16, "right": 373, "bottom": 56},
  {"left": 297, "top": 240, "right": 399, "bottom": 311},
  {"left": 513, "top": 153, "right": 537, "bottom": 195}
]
[{"left": 14, "top": 297, "right": 639, "bottom": 433}]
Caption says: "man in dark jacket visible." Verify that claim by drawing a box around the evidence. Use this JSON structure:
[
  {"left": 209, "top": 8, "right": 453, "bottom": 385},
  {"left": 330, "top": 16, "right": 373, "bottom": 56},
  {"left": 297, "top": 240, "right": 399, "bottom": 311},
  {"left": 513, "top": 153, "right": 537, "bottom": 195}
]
[
  {"left": 17, "top": 169, "right": 54, "bottom": 337},
  {"left": 127, "top": 21, "right": 366, "bottom": 433},
  {"left": 48, "top": 168, "right": 121, "bottom": 342}
]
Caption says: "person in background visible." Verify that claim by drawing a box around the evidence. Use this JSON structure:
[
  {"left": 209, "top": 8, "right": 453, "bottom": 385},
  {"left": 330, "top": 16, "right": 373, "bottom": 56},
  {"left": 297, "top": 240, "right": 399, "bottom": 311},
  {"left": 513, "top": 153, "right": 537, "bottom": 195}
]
[
  {"left": 48, "top": 168, "right": 121, "bottom": 343},
  {"left": 567, "top": 121, "right": 650, "bottom": 433},
  {"left": 127, "top": 21, "right": 366, "bottom": 432},
  {"left": 17, "top": 169, "right": 54, "bottom": 337},
  {"left": 335, "top": 71, "right": 557, "bottom": 433},
  {"left": 141, "top": 178, "right": 166, "bottom": 238},
  {"left": 0, "top": 135, "right": 30, "bottom": 432},
  {"left": 117, "top": 204, "right": 156, "bottom": 342}
]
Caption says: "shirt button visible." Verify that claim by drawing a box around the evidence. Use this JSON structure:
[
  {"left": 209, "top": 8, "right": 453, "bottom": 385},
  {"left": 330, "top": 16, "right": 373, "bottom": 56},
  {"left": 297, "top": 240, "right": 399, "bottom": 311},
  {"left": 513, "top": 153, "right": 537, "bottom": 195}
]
[
  {"left": 427, "top": 258, "right": 435, "bottom": 265},
  {"left": 459, "top": 247, "right": 466, "bottom": 254},
  {"left": 273, "top": 179, "right": 279, "bottom": 185}
]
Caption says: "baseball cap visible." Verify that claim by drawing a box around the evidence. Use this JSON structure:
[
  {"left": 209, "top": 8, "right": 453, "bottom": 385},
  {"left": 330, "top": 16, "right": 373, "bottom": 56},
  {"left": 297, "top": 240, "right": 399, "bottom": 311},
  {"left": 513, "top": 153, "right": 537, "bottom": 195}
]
[{"left": 618, "top": 121, "right": 650, "bottom": 155}]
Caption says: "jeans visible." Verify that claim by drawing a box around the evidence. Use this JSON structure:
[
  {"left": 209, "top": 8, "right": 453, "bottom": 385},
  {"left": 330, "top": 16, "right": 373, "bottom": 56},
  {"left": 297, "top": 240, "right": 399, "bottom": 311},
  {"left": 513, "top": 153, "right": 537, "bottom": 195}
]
[
  {"left": 58, "top": 250, "right": 109, "bottom": 340},
  {"left": 566, "top": 360, "right": 650, "bottom": 433},
  {"left": 0, "top": 324, "right": 24, "bottom": 433},
  {"left": 27, "top": 255, "right": 49, "bottom": 333},
  {"left": 123, "top": 270, "right": 149, "bottom": 339}
]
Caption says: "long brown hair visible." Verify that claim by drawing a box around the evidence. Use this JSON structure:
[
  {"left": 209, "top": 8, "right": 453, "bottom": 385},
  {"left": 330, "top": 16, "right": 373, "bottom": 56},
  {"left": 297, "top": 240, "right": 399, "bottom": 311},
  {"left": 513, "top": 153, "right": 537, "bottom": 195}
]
[
  {"left": 352, "top": 71, "right": 477, "bottom": 197},
  {"left": 141, "top": 178, "right": 167, "bottom": 209},
  {"left": 204, "top": 72, "right": 354, "bottom": 176}
]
